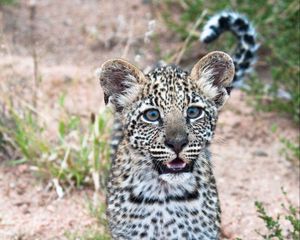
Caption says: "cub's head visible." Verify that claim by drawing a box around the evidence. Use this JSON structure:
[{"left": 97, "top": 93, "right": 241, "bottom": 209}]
[{"left": 99, "top": 51, "right": 234, "bottom": 183}]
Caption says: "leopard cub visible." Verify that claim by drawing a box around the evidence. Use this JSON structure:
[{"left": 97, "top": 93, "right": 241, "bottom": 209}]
[
  {"left": 99, "top": 50, "right": 234, "bottom": 239},
  {"left": 99, "top": 11, "right": 257, "bottom": 240}
]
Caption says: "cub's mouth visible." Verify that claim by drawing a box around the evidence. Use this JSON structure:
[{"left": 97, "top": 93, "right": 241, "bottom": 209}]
[{"left": 157, "top": 157, "right": 192, "bottom": 174}]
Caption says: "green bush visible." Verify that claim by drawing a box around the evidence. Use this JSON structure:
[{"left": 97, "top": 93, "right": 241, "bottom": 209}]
[
  {"left": 0, "top": 94, "right": 111, "bottom": 191},
  {"left": 254, "top": 191, "right": 300, "bottom": 240},
  {"left": 159, "top": 0, "right": 300, "bottom": 123},
  {"left": 235, "top": 190, "right": 300, "bottom": 240}
]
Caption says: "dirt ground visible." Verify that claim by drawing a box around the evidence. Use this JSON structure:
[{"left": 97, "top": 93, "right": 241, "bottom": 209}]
[{"left": 0, "top": 0, "right": 299, "bottom": 239}]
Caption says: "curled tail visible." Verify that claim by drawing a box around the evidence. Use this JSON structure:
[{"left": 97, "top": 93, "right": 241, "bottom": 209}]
[{"left": 200, "top": 11, "right": 259, "bottom": 88}]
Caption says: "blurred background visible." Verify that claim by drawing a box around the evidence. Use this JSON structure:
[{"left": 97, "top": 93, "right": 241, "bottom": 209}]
[{"left": 0, "top": 0, "right": 299, "bottom": 239}]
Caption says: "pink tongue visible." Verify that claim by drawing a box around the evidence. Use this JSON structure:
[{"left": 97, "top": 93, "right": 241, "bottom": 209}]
[{"left": 166, "top": 158, "right": 186, "bottom": 169}]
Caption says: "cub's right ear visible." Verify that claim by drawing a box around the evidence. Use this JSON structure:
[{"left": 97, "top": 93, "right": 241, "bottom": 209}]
[
  {"left": 190, "top": 51, "right": 235, "bottom": 108},
  {"left": 98, "top": 59, "right": 146, "bottom": 111}
]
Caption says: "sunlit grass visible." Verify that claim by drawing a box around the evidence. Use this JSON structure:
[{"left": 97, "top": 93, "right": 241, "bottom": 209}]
[{"left": 0, "top": 93, "right": 112, "bottom": 194}]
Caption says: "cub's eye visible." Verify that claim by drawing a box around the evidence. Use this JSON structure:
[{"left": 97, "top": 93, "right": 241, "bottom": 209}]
[
  {"left": 187, "top": 106, "right": 204, "bottom": 120},
  {"left": 142, "top": 109, "right": 160, "bottom": 122}
]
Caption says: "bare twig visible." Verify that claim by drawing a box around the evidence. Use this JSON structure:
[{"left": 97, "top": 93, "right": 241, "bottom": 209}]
[
  {"left": 121, "top": 18, "right": 134, "bottom": 59},
  {"left": 173, "top": 10, "right": 207, "bottom": 65},
  {"left": 29, "top": 0, "right": 39, "bottom": 109}
]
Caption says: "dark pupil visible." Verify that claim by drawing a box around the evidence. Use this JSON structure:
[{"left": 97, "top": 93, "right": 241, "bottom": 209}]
[
  {"left": 188, "top": 107, "right": 200, "bottom": 118},
  {"left": 146, "top": 110, "right": 159, "bottom": 121}
]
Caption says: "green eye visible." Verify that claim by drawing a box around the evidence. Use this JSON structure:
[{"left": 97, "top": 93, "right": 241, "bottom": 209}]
[
  {"left": 143, "top": 109, "right": 160, "bottom": 122},
  {"left": 187, "top": 106, "right": 203, "bottom": 119}
]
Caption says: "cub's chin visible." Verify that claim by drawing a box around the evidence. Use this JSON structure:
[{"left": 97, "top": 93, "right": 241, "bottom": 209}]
[{"left": 158, "top": 172, "right": 195, "bottom": 186}]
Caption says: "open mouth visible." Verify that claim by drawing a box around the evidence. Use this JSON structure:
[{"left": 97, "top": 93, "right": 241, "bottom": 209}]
[{"left": 158, "top": 157, "right": 192, "bottom": 174}]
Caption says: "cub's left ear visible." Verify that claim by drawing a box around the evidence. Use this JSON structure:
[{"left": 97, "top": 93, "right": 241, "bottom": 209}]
[{"left": 190, "top": 51, "right": 235, "bottom": 108}]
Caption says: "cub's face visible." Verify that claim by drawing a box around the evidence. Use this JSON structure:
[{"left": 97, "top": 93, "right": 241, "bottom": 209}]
[
  {"left": 123, "top": 66, "right": 218, "bottom": 177},
  {"left": 99, "top": 51, "right": 234, "bottom": 183}
]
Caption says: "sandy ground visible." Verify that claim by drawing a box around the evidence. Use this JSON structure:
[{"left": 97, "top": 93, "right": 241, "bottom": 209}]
[
  {"left": 0, "top": 0, "right": 299, "bottom": 239},
  {"left": 0, "top": 165, "right": 100, "bottom": 240}
]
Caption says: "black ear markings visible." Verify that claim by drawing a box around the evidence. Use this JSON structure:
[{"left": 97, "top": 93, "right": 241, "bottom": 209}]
[
  {"left": 190, "top": 51, "right": 235, "bottom": 108},
  {"left": 98, "top": 59, "right": 146, "bottom": 110}
]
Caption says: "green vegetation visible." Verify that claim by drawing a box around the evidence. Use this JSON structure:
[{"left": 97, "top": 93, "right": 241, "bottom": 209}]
[
  {"left": 0, "top": 94, "right": 111, "bottom": 191},
  {"left": 0, "top": 0, "right": 16, "bottom": 5},
  {"left": 159, "top": 0, "right": 299, "bottom": 123},
  {"left": 235, "top": 190, "right": 300, "bottom": 240},
  {"left": 254, "top": 190, "right": 300, "bottom": 240}
]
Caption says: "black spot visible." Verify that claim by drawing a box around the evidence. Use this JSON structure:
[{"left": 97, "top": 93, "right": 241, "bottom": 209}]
[
  {"left": 235, "top": 53, "right": 242, "bottom": 59},
  {"left": 178, "top": 224, "right": 184, "bottom": 229},
  {"left": 191, "top": 209, "right": 199, "bottom": 216},
  {"left": 129, "top": 213, "right": 139, "bottom": 219},
  {"left": 233, "top": 60, "right": 238, "bottom": 68},
  {"left": 232, "top": 75, "right": 238, "bottom": 83},
  {"left": 225, "top": 86, "right": 233, "bottom": 95},
  {"left": 166, "top": 207, "right": 174, "bottom": 215},
  {"left": 243, "top": 34, "right": 255, "bottom": 45},
  {"left": 202, "top": 26, "right": 219, "bottom": 43},
  {"left": 156, "top": 211, "right": 162, "bottom": 217},
  {"left": 129, "top": 193, "right": 159, "bottom": 205},
  {"left": 165, "top": 219, "right": 176, "bottom": 227},
  {"left": 210, "top": 25, "right": 220, "bottom": 35},
  {"left": 245, "top": 50, "right": 254, "bottom": 60},
  {"left": 240, "top": 62, "right": 250, "bottom": 69},
  {"left": 151, "top": 218, "right": 157, "bottom": 224},
  {"left": 234, "top": 18, "right": 249, "bottom": 31},
  {"left": 192, "top": 219, "right": 198, "bottom": 224},
  {"left": 202, "top": 209, "right": 208, "bottom": 217},
  {"left": 208, "top": 213, "right": 214, "bottom": 220},
  {"left": 120, "top": 195, "right": 125, "bottom": 203},
  {"left": 218, "top": 16, "right": 230, "bottom": 30},
  {"left": 140, "top": 232, "right": 147, "bottom": 238}
]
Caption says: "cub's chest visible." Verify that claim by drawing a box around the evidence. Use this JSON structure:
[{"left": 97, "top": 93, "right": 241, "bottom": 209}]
[{"left": 108, "top": 197, "right": 219, "bottom": 240}]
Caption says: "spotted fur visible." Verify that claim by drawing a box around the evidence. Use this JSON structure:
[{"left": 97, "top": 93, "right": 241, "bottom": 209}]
[
  {"left": 99, "top": 51, "right": 235, "bottom": 239},
  {"left": 201, "top": 11, "right": 258, "bottom": 88}
]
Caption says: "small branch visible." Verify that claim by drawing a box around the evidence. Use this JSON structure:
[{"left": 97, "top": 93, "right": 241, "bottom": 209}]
[
  {"left": 29, "top": 0, "right": 39, "bottom": 109},
  {"left": 173, "top": 10, "right": 207, "bottom": 65},
  {"left": 121, "top": 18, "right": 134, "bottom": 59}
]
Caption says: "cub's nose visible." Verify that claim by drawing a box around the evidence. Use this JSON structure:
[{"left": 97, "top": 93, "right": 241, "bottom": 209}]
[{"left": 165, "top": 135, "right": 188, "bottom": 154}]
